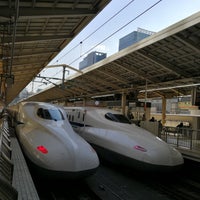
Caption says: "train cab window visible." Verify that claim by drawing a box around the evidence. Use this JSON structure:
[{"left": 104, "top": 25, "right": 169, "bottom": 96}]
[
  {"left": 105, "top": 113, "right": 131, "bottom": 124},
  {"left": 49, "top": 109, "right": 64, "bottom": 121},
  {"left": 37, "top": 108, "right": 64, "bottom": 121},
  {"left": 37, "top": 108, "right": 44, "bottom": 118}
]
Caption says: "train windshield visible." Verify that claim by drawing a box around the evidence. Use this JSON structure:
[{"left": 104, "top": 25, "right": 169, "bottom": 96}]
[
  {"left": 37, "top": 108, "right": 64, "bottom": 121},
  {"left": 105, "top": 113, "right": 131, "bottom": 124}
]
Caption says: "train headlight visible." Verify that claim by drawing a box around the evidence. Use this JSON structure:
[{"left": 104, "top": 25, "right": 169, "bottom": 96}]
[
  {"left": 134, "top": 145, "right": 147, "bottom": 152},
  {"left": 37, "top": 145, "right": 48, "bottom": 154}
]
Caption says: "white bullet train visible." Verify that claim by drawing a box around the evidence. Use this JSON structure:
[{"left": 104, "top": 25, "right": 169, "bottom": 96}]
[
  {"left": 64, "top": 107, "right": 184, "bottom": 171},
  {"left": 9, "top": 102, "right": 99, "bottom": 179}
]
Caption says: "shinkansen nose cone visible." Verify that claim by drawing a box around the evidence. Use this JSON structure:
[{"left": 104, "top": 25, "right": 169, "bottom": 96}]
[
  {"left": 120, "top": 126, "right": 184, "bottom": 167},
  {"left": 15, "top": 102, "right": 99, "bottom": 179},
  {"left": 63, "top": 106, "right": 184, "bottom": 172},
  {"left": 139, "top": 137, "right": 184, "bottom": 167},
  {"left": 41, "top": 120, "right": 100, "bottom": 173}
]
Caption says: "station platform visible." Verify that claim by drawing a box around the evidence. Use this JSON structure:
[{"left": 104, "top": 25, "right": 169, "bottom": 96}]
[
  {"left": 1, "top": 116, "right": 200, "bottom": 199},
  {"left": 11, "top": 136, "right": 40, "bottom": 200},
  {"left": 177, "top": 148, "right": 200, "bottom": 162},
  {"left": 0, "top": 114, "right": 39, "bottom": 200}
]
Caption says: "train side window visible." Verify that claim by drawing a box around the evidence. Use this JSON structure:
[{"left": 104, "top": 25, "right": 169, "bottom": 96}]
[
  {"left": 72, "top": 115, "right": 74, "bottom": 122},
  {"left": 37, "top": 108, "right": 44, "bottom": 118},
  {"left": 43, "top": 109, "right": 51, "bottom": 119},
  {"left": 48, "top": 109, "right": 64, "bottom": 121},
  {"left": 115, "top": 114, "right": 131, "bottom": 124},
  {"left": 37, "top": 108, "right": 64, "bottom": 121},
  {"left": 105, "top": 113, "right": 131, "bottom": 124},
  {"left": 105, "top": 113, "right": 116, "bottom": 121},
  {"left": 78, "top": 112, "right": 80, "bottom": 118}
]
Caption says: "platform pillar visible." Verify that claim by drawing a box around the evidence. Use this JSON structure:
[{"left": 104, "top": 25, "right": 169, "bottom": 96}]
[
  {"left": 162, "top": 96, "right": 166, "bottom": 125},
  {"left": 121, "top": 92, "right": 126, "bottom": 115},
  {"left": 83, "top": 98, "right": 86, "bottom": 106}
]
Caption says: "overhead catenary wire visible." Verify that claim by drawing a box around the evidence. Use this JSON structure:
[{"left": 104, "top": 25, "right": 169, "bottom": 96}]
[
  {"left": 68, "top": 0, "right": 162, "bottom": 66},
  {"left": 40, "top": 0, "right": 162, "bottom": 86},
  {"left": 43, "top": 0, "right": 136, "bottom": 78},
  {"left": 53, "top": 0, "right": 136, "bottom": 64}
]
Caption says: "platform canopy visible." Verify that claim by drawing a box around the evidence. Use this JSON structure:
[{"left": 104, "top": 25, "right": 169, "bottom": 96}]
[
  {"left": 25, "top": 11, "right": 200, "bottom": 104},
  {"left": 0, "top": 0, "right": 111, "bottom": 105}
]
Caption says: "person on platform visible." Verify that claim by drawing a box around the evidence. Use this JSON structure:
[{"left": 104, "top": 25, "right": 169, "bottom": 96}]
[
  {"left": 142, "top": 114, "right": 146, "bottom": 121},
  {"left": 149, "top": 117, "right": 156, "bottom": 122},
  {"left": 176, "top": 122, "right": 184, "bottom": 134},
  {"left": 177, "top": 122, "right": 183, "bottom": 128}
]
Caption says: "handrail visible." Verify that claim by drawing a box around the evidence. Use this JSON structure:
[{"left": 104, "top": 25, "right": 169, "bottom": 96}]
[
  {"left": 161, "top": 126, "right": 200, "bottom": 151},
  {"left": 0, "top": 112, "right": 18, "bottom": 200}
]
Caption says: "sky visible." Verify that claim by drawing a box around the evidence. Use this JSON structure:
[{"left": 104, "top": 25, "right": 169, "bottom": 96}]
[{"left": 27, "top": 0, "right": 200, "bottom": 92}]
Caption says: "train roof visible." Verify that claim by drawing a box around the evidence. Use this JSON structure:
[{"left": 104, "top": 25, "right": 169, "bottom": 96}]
[
  {"left": 20, "top": 101, "right": 61, "bottom": 109},
  {"left": 64, "top": 106, "right": 122, "bottom": 114}
]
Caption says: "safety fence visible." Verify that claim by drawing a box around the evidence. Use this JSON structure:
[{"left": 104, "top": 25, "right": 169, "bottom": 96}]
[
  {"left": 161, "top": 126, "right": 200, "bottom": 152},
  {"left": 0, "top": 113, "right": 18, "bottom": 200}
]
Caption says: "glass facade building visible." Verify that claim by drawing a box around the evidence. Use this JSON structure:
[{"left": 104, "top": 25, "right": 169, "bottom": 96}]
[
  {"left": 79, "top": 51, "right": 107, "bottom": 70},
  {"left": 119, "top": 28, "right": 155, "bottom": 51}
]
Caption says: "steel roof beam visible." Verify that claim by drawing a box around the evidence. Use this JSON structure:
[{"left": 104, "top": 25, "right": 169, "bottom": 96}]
[
  {"left": 84, "top": 74, "right": 119, "bottom": 90},
  {"left": 77, "top": 77, "right": 105, "bottom": 91},
  {"left": 173, "top": 34, "right": 200, "bottom": 54},
  {"left": 112, "top": 61, "right": 153, "bottom": 83},
  {"left": 11, "top": 61, "right": 44, "bottom": 67},
  {"left": 4, "top": 50, "right": 59, "bottom": 59},
  {"left": 0, "top": 7, "right": 97, "bottom": 19},
  {"left": 97, "top": 68, "right": 129, "bottom": 85},
  {"left": 3, "top": 34, "right": 73, "bottom": 44},
  {"left": 136, "top": 51, "right": 186, "bottom": 77},
  {"left": 64, "top": 80, "right": 94, "bottom": 92},
  {"left": 138, "top": 77, "right": 200, "bottom": 91}
]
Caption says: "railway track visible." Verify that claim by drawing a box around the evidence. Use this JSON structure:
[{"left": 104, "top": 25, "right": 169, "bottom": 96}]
[
  {"left": 146, "top": 159, "right": 200, "bottom": 200},
  {"left": 141, "top": 169, "right": 200, "bottom": 200},
  {"left": 30, "top": 159, "right": 200, "bottom": 200},
  {"left": 32, "top": 178, "right": 101, "bottom": 200},
  {"left": 86, "top": 159, "right": 200, "bottom": 200}
]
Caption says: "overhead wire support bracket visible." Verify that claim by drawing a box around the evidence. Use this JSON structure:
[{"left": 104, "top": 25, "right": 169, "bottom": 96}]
[{"left": 35, "top": 64, "right": 83, "bottom": 90}]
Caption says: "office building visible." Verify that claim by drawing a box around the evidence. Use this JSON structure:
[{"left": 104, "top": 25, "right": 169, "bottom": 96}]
[
  {"left": 79, "top": 51, "right": 107, "bottom": 70},
  {"left": 119, "top": 28, "right": 155, "bottom": 51}
]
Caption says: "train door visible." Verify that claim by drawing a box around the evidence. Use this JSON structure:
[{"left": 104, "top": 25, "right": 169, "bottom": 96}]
[
  {"left": 76, "top": 109, "right": 87, "bottom": 126},
  {"left": 75, "top": 109, "right": 87, "bottom": 134},
  {"left": 68, "top": 109, "right": 83, "bottom": 132}
]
